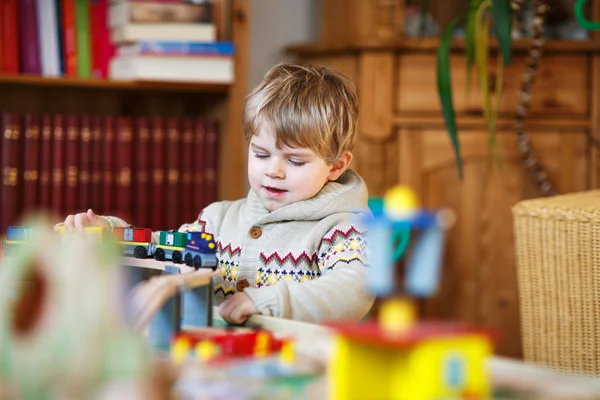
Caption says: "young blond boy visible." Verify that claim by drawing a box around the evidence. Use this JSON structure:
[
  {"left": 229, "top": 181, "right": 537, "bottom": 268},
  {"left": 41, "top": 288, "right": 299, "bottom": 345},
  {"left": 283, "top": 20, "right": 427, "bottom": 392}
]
[{"left": 55, "top": 63, "right": 374, "bottom": 325}]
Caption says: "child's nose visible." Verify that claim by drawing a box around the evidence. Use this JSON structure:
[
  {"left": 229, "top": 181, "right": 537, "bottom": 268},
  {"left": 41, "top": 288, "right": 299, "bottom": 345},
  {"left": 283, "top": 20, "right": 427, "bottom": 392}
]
[{"left": 265, "top": 159, "right": 285, "bottom": 179}]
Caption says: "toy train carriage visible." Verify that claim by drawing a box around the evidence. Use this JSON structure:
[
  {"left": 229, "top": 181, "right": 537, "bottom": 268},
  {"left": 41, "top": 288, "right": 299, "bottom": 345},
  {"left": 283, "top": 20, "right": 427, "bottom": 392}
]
[
  {"left": 2, "top": 226, "right": 36, "bottom": 256},
  {"left": 154, "top": 230, "right": 217, "bottom": 270},
  {"left": 113, "top": 227, "right": 154, "bottom": 259},
  {"left": 183, "top": 232, "right": 217, "bottom": 270}
]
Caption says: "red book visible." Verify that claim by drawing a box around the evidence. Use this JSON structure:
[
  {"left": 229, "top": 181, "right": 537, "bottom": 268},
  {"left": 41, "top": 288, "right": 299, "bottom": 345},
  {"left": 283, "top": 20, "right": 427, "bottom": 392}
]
[
  {"left": 193, "top": 117, "right": 206, "bottom": 211},
  {"left": 38, "top": 114, "right": 53, "bottom": 212},
  {"left": 18, "top": 0, "right": 41, "bottom": 74},
  {"left": 102, "top": 116, "right": 115, "bottom": 215},
  {"left": 89, "top": 0, "right": 114, "bottom": 78},
  {"left": 1, "top": 112, "right": 21, "bottom": 230},
  {"left": 22, "top": 113, "right": 41, "bottom": 217},
  {"left": 204, "top": 118, "right": 218, "bottom": 205},
  {"left": 90, "top": 115, "right": 103, "bottom": 212},
  {"left": 78, "top": 115, "right": 92, "bottom": 211},
  {"left": 150, "top": 116, "right": 165, "bottom": 230},
  {"left": 64, "top": 114, "right": 79, "bottom": 213},
  {"left": 0, "top": 0, "right": 19, "bottom": 73},
  {"left": 51, "top": 114, "right": 65, "bottom": 219},
  {"left": 115, "top": 116, "right": 133, "bottom": 221},
  {"left": 62, "top": 0, "right": 78, "bottom": 77},
  {"left": 180, "top": 117, "right": 195, "bottom": 222},
  {"left": 164, "top": 117, "right": 180, "bottom": 229},
  {"left": 134, "top": 117, "right": 150, "bottom": 227}
]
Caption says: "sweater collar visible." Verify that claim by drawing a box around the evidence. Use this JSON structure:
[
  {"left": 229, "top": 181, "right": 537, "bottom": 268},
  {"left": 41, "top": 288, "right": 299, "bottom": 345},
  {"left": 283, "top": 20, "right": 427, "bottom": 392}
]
[{"left": 244, "top": 169, "right": 369, "bottom": 225}]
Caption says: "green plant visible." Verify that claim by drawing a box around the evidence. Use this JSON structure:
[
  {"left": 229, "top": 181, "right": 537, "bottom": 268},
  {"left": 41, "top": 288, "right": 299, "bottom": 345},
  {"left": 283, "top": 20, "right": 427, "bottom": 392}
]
[{"left": 435, "top": 0, "right": 514, "bottom": 179}]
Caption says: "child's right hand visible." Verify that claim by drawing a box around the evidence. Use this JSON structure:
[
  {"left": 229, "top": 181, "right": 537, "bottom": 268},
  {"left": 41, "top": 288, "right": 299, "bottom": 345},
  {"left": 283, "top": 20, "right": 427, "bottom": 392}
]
[{"left": 53, "top": 209, "right": 111, "bottom": 233}]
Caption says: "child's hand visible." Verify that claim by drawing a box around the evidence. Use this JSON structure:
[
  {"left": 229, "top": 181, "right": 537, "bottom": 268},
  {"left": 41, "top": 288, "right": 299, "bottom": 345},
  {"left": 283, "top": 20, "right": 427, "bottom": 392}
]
[
  {"left": 53, "top": 209, "right": 111, "bottom": 233},
  {"left": 218, "top": 292, "right": 259, "bottom": 325}
]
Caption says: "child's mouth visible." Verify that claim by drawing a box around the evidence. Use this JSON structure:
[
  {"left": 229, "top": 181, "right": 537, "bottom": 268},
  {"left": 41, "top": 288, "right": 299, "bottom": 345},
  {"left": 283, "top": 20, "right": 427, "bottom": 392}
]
[{"left": 263, "top": 186, "right": 287, "bottom": 197}]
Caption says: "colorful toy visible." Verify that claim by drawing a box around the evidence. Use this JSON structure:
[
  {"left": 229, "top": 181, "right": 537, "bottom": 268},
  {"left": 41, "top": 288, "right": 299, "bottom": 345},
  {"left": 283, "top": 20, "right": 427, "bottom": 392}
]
[
  {"left": 4, "top": 224, "right": 218, "bottom": 271},
  {"left": 328, "top": 185, "right": 494, "bottom": 400}
]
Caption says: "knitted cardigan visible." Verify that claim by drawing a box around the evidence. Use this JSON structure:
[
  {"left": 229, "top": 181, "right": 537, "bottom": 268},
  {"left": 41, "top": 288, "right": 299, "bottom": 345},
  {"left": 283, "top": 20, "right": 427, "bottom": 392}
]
[{"left": 105, "top": 169, "right": 374, "bottom": 323}]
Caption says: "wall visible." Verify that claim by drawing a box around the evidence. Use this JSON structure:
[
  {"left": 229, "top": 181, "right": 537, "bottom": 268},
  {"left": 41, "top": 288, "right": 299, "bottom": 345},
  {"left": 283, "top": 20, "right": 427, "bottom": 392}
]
[{"left": 249, "top": 0, "right": 319, "bottom": 89}]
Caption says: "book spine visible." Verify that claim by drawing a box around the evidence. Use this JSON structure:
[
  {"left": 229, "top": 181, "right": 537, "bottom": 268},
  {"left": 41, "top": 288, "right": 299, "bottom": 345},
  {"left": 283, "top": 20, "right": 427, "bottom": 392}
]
[
  {"left": 204, "top": 117, "right": 218, "bottom": 205},
  {"left": 115, "top": 116, "right": 133, "bottom": 221},
  {"left": 38, "top": 114, "right": 53, "bottom": 211},
  {"left": 89, "top": 115, "right": 103, "bottom": 211},
  {"left": 74, "top": 0, "right": 91, "bottom": 78},
  {"left": 64, "top": 114, "right": 79, "bottom": 212},
  {"left": 150, "top": 116, "right": 165, "bottom": 229},
  {"left": 19, "top": 0, "right": 41, "bottom": 74},
  {"left": 134, "top": 116, "right": 150, "bottom": 227},
  {"left": 1, "top": 112, "right": 22, "bottom": 230},
  {"left": 78, "top": 115, "right": 91, "bottom": 210},
  {"left": 0, "top": 0, "right": 20, "bottom": 73},
  {"left": 62, "top": 0, "right": 78, "bottom": 77},
  {"left": 52, "top": 114, "right": 65, "bottom": 218},
  {"left": 22, "top": 113, "right": 41, "bottom": 217},
  {"left": 193, "top": 117, "right": 205, "bottom": 211},
  {"left": 180, "top": 117, "right": 194, "bottom": 222},
  {"left": 164, "top": 117, "right": 180, "bottom": 229},
  {"left": 37, "top": 0, "right": 61, "bottom": 76},
  {"left": 102, "top": 116, "right": 115, "bottom": 214}
]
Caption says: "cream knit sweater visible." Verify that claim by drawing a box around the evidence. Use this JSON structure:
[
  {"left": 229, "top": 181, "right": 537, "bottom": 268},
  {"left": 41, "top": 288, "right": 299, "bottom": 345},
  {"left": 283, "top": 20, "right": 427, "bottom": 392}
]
[{"left": 105, "top": 169, "right": 374, "bottom": 323}]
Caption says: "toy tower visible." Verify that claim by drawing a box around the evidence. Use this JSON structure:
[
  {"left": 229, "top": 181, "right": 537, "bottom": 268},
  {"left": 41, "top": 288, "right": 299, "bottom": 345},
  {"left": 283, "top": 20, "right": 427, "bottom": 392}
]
[{"left": 328, "top": 185, "right": 494, "bottom": 400}]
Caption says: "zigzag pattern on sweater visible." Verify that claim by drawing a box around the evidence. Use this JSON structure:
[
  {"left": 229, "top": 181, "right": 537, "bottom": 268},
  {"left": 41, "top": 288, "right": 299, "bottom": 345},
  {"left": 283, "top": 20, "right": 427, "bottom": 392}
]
[
  {"left": 217, "top": 241, "right": 242, "bottom": 257},
  {"left": 213, "top": 283, "right": 235, "bottom": 298},
  {"left": 260, "top": 251, "right": 318, "bottom": 267},
  {"left": 321, "top": 226, "right": 364, "bottom": 243}
]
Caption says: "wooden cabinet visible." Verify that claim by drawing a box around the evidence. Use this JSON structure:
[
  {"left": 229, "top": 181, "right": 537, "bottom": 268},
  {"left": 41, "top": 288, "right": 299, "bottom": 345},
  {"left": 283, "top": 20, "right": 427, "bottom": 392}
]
[{"left": 288, "top": 0, "right": 600, "bottom": 357}]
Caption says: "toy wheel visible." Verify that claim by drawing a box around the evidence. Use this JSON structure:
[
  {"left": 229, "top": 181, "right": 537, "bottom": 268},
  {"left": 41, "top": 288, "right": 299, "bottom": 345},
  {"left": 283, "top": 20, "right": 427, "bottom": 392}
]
[
  {"left": 193, "top": 255, "right": 202, "bottom": 270},
  {"left": 184, "top": 253, "right": 192, "bottom": 266},
  {"left": 155, "top": 248, "right": 166, "bottom": 261},
  {"left": 172, "top": 251, "right": 182, "bottom": 264},
  {"left": 133, "top": 246, "right": 147, "bottom": 259}
]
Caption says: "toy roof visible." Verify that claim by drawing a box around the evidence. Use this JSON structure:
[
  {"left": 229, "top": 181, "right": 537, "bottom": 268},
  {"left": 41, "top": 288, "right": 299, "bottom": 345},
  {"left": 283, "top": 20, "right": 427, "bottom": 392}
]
[{"left": 328, "top": 321, "right": 496, "bottom": 349}]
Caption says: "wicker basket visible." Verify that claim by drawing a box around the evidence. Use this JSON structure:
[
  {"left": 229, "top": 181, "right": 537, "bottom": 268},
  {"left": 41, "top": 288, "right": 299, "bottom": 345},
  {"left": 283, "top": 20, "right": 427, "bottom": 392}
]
[{"left": 513, "top": 190, "right": 600, "bottom": 376}]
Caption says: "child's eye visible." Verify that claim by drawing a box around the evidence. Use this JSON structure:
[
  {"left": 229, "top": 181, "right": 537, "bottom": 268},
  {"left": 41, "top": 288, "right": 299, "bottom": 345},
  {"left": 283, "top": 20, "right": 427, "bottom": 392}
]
[
  {"left": 254, "top": 153, "right": 269, "bottom": 159},
  {"left": 289, "top": 160, "right": 306, "bottom": 167}
]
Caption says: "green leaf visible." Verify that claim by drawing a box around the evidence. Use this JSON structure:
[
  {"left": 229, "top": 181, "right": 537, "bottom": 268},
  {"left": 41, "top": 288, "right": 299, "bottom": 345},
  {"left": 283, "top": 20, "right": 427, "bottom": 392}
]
[
  {"left": 491, "top": 0, "right": 512, "bottom": 65},
  {"left": 466, "top": 0, "right": 485, "bottom": 102},
  {"left": 437, "top": 15, "right": 464, "bottom": 179}
]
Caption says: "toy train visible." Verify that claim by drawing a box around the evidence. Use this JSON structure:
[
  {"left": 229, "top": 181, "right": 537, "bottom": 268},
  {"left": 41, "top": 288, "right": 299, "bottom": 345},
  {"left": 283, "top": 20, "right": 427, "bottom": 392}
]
[{"left": 3, "top": 225, "right": 217, "bottom": 271}]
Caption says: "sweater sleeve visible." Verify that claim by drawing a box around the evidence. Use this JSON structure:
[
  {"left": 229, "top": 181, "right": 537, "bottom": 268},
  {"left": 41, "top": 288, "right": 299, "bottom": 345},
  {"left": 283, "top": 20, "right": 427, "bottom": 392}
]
[{"left": 244, "top": 225, "right": 374, "bottom": 323}]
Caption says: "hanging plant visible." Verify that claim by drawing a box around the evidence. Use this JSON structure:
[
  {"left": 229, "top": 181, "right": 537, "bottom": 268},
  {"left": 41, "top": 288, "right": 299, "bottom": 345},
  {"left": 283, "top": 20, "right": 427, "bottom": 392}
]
[{"left": 436, "top": 0, "right": 513, "bottom": 179}]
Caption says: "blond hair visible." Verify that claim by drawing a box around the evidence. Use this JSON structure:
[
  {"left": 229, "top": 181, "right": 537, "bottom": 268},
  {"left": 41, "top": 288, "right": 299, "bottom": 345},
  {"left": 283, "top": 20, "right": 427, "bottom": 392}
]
[{"left": 243, "top": 63, "right": 358, "bottom": 164}]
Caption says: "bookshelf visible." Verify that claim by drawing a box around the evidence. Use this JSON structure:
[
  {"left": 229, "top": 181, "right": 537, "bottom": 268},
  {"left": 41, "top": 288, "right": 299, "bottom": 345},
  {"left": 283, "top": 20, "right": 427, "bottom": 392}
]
[
  {"left": 287, "top": 0, "right": 600, "bottom": 359},
  {"left": 0, "top": 0, "right": 250, "bottom": 223}
]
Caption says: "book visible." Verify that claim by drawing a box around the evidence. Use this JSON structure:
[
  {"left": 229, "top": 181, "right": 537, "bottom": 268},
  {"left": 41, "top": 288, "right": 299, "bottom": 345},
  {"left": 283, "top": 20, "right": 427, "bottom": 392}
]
[
  {"left": 117, "top": 40, "right": 234, "bottom": 57},
  {"left": 111, "top": 22, "right": 215, "bottom": 43},
  {"left": 22, "top": 113, "right": 40, "bottom": 217},
  {"left": 108, "top": 2, "right": 212, "bottom": 27},
  {"left": 37, "top": 0, "right": 61, "bottom": 76},
  {"left": 110, "top": 55, "right": 233, "bottom": 83}
]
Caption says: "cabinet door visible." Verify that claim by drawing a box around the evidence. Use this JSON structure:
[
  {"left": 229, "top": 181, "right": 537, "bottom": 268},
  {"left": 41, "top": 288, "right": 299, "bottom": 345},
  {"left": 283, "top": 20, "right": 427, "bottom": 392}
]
[{"left": 398, "top": 128, "right": 589, "bottom": 358}]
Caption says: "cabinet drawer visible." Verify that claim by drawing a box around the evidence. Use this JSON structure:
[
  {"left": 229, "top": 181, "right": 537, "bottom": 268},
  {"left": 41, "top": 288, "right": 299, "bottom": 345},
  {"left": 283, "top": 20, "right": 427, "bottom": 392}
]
[{"left": 396, "top": 53, "right": 589, "bottom": 117}]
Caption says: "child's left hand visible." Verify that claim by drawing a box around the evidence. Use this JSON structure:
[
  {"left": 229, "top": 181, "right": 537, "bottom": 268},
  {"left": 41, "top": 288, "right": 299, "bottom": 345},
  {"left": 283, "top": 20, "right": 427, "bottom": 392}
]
[{"left": 218, "top": 292, "right": 259, "bottom": 324}]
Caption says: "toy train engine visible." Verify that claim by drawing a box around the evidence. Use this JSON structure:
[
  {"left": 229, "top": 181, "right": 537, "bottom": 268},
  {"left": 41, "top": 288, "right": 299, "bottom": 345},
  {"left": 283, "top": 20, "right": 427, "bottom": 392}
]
[
  {"left": 113, "top": 227, "right": 154, "bottom": 259},
  {"left": 154, "top": 231, "right": 188, "bottom": 263},
  {"left": 183, "top": 232, "right": 217, "bottom": 270},
  {"left": 3, "top": 226, "right": 35, "bottom": 256}
]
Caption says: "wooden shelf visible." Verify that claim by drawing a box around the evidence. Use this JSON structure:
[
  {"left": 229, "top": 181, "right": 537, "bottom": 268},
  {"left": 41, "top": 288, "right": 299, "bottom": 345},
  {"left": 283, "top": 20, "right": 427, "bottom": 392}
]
[
  {"left": 0, "top": 74, "right": 231, "bottom": 93},
  {"left": 287, "top": 38, "right": 600, "bottom": 57}
]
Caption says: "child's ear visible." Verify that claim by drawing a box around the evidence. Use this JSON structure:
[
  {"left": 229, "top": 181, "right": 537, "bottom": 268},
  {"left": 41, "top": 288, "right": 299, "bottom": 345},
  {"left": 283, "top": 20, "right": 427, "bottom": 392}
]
[{"left": 327, "top": 151, "right": 353, "bottom": 181}]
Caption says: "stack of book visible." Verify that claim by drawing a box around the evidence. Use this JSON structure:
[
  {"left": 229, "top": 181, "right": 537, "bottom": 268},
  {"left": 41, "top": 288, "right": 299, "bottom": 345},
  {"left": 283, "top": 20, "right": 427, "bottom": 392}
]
[
  {"left": 0, "top": 0, "right": 234, "bottom": 83},
  {"left": 0, "top": 111, "right": 219, "bottom": 232},
  {"left": 109, "top": 0, "right": 234, "bottom": 83}
]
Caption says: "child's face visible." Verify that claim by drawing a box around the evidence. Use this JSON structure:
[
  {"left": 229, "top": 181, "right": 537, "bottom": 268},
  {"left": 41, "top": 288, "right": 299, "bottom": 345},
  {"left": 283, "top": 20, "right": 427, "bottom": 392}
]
[{"left": 248, "top": 122, "right": 334, "bottom": 212}]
